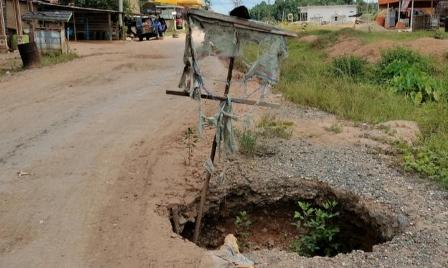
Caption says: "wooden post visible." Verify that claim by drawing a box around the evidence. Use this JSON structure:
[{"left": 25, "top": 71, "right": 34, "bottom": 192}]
[
  {"left": 386, "top": 2, "right": 390, "bottom": 28},
  {"left": 12, "top": 0, "right": 23, "bottom": 42},
  {"left": 193, "top": 57, "right": 235, "bottom": 244},
  {"left": 108, "top": 13, "right": 112, "bottom": 40},
  {"left": 27, "top": 0, "right": 35, "bottom": 43},
  {"left": 410, "top": 0, "right": 415, "bottom": 31},
  {"left": 0, "top": 0, "right": 8, "bottom": 51},
  {"left": 73, "top": 11, "right": 77, "bottom": 41}
]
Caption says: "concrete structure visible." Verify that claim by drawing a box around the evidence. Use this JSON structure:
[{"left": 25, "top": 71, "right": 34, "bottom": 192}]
[{"left": 298, "top": 5, "right": 357, "bottom": 24}]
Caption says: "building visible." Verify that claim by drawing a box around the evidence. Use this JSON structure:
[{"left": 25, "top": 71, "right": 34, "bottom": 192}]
[
  {"left": 297, "top": 5, "right": 357, "bottom": 24},
  {"left": 378, "top": 0, "right": 440, "bottom": 30},
  {"left": 3, "top": 0, "right": 123, "bottom": 48},
  {"left": 22, "top": 10, "right": 72, "bottom": 53}
]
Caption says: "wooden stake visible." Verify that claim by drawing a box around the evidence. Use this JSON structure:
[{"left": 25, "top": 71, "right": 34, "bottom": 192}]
[{"left": 193, "top": 57, "right": 235, "bottom": 243}]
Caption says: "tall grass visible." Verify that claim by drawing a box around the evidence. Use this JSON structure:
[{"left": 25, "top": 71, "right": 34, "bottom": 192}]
[{"left": 277, "top": 32, "right": 448, "bottom": 187}]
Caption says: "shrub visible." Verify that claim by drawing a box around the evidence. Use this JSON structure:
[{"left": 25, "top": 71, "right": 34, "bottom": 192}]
[
  {"left": 292, "top": 200, "right": 340, "bottom": 257},
  {"left": 238, "top": 130, "right": 257, "bottom": 156},
  {"left": 388, "top": 66, "right": 444, "bottom": 104},
  {"left": 331, "top": 55, "right": 367, "bottom": 80},
  {"left": 377, "top": 47, "right": 432, "bottom": 81}
]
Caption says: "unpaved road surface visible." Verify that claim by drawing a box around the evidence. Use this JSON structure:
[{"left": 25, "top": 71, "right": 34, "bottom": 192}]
[{"left": 0, "top": 39, "right": 208, "bottom": 267}]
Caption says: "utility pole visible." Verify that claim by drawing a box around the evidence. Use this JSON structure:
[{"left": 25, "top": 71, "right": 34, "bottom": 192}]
[
  {"left": 410, "top": 0, "right": 414, "bottom": 31},
  {"left": 118, "top": 0, "right": 123, "bottom": 39},
  {"left": 0, "top": 0, "right": 8, "bottom": 51}
]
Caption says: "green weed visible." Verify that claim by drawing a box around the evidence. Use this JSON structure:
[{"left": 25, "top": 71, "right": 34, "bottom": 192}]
[
  {"left": 235, "top": 211, "right": 252, "bottom": 250},
  {"left": 41, "top": 52, "right": 79, "bottom": 66},
  {"left": 292, "top": 200, "right": 340, "bottom": 257},
  {"left": 238, "top": 130, "right": 258, "bottom": 157}
]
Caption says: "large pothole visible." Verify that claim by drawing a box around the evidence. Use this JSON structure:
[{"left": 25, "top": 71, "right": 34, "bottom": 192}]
[{"left": 170, "top": 178, "right": 403, "bottom": 257}]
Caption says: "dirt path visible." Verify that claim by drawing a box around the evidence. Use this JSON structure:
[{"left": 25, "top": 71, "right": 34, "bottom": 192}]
[{"left": 0, "top": 39, "right": 207, "bottom": 267}]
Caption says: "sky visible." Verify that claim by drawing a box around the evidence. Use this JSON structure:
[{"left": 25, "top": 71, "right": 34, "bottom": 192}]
[{"left": 211, "top": 0, "right": 264, "bottom": 15}]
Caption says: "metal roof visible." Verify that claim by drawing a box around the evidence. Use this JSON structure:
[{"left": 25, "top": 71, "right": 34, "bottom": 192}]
[
  {"left": 22, "top": 11, "right": 73, "bottom": 22},
  {"left": 35, "top": 0, "right": 122, "bottom": 14}
]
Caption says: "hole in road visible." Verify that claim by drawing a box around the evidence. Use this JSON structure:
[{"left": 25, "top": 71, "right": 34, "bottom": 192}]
[{"left": 171, "top": 181, "right": 401, "bottom": 257}]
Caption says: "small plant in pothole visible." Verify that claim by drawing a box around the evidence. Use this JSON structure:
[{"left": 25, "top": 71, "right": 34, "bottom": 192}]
[
  {"left": 291, "top": 200, "right": 340, "bottom": 257},
  {"left": 235, "top": 211, "right": 252, "bottom": 250},
  {"left": 257, "top": 114, "right": 294, "bottom": 139}
]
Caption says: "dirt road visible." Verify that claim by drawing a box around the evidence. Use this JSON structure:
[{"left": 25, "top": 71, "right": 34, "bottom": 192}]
[{"left": 0, "top": 39, "right": 207, "bottom": 267}]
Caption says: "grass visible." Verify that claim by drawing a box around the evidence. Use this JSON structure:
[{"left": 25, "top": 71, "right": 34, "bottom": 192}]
[
  {"left": 41, "top": 52, "right": 79, "bottom": 66},
  {"left": 257, "top": 114, "right": 294, "bottom": 139},
  {"left": 277, "top": 29, "right": 448, "bottom": 188},
  {"left": 0, "top": 51, "right": 78, "bottom": 79},
  {"left": 289, "top": 26, "right": 448, "bottom": 46},
  {"left": 325, "top": 123, "right": 343, "bottom": 134}
]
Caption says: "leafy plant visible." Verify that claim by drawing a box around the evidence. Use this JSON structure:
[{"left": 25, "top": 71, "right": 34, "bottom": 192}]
[
  {"left": 257, "top": 114, "right": 294, "bottom": 139},
  {"left": 292, "top": 200, "right": 340, "bottom": 257},
  {"left": 377, "top": 47, "right": 432, "bottom": 82},
  {"left": 235, "top": 211, "right": 252, "bottom": 250},
  {"left": 388, "top": 65, "right": 444, "bottom": 104},
  {"left": 331, "top": 55, "right": 367, "bottom": 80}
]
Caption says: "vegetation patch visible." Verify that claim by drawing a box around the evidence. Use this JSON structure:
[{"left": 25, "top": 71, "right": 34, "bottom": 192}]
[
  {"left": 277, "top": 29, "right": 448, "bottom": 188},
  {"left": 42, "top": 52, "right": 79, "bottom": 67}
]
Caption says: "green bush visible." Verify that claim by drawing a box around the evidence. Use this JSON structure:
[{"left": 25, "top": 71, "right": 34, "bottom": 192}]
[
  {"left": 376, "top": 47, "right": 445, "bottom": 103},
  {"left": 292, "top": 200, "right": 340, "bottom": 257},
  {"left": 377, "top": 47, "right": 432, "bottom": 81},
  {"left": 388, "top": 66, "right": 444, "bottom": 104},
  {"left": 331, "top": 55, "right": 367, "bottom": 80}
]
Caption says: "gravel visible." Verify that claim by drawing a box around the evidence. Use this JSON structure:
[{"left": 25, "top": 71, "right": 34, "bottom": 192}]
[{"left": 209, "top": 106, "right": 448, "bottom": 268}]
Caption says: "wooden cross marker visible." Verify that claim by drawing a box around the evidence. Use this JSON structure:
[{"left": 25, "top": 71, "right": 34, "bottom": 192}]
[{"left": 165, "top": 9, "right": 295, "bottom": 244}]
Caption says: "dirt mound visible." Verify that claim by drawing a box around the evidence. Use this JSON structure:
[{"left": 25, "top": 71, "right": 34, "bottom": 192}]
[
  {"left": 327, "top": 37, "right": 448, "bottom": 62},
  {"left": 406, "top": 37, "right": 448, "bottom": 58},
  {"left": 326, "top": 38, "right": 396, "bottom": 62}
]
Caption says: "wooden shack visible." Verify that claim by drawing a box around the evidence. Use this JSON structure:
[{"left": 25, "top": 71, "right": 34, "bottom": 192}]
[
  {"left": 378, "top": 0, "right": 440, "bottom": 30},
  {"left": 36, "top": 1, "right": 121, "bottom": 40},
  {"left": 22, "top": 10, "right": 71, "bottom": 53}
]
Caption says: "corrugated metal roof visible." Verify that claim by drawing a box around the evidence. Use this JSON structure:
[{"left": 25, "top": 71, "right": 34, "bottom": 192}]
[
  {"left": 35, "top": 0, "right": 122, "bottom": 14},
  {"left": 22, "top": 11, "right": 72, "bottom": 22}
]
